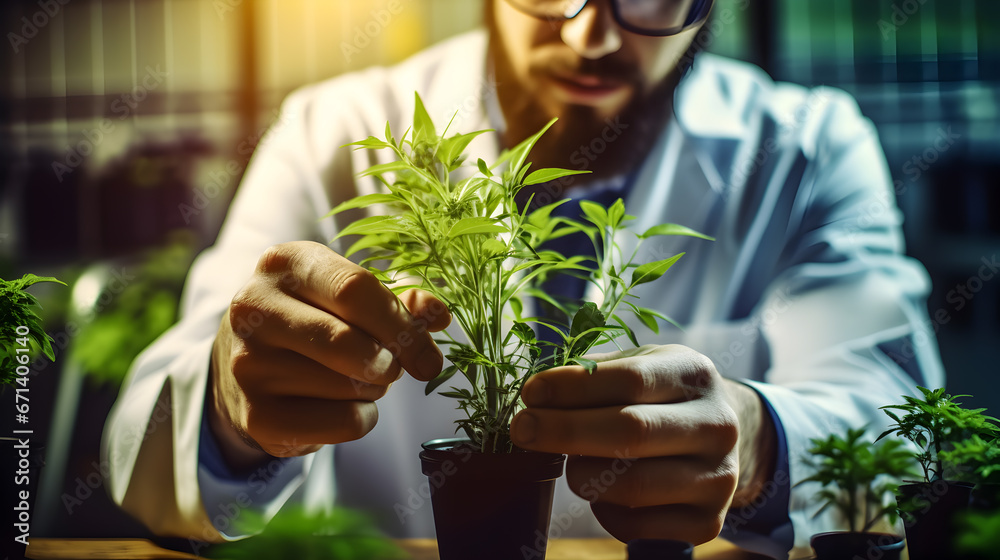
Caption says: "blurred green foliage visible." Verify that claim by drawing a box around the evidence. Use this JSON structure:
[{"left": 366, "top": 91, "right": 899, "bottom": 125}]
[
  {"left": 67, "top": 232, "right": 197, "bottom": 386},
  {"left": 207, "top": 505, "right": 407, "bottom": 560}
]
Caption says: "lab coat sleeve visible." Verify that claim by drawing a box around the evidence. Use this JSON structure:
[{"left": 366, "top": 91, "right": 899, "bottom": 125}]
[
  {"left": 101, "top": 86, "right": 333, "bottom": 541},
  {"left": 732, "top": 90, "right": 944, "bottom": 557}
]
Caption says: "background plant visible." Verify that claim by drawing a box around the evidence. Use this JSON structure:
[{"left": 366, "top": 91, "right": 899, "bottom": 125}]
[
  {"left": 939, "top": 433, "right": 1000, "bottom": 486},
  {"left": 0, "top": 273, "right": 65, "bottom": 387},
  {"left": 329, "top": 93, "right": 710, "bottom": 453},
  {"left": 207, "top": 505, "right": 405, "bottom": 560},
  {"left": 878, "top": 386, "right": 1000, "bottom": 483},
  {"left": 800, "top": 426, "right": 917, "bottom": 533}
]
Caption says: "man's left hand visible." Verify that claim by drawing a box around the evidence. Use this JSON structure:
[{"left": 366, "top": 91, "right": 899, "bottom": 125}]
[{"left": 510, "top": 344, "right": 773, "bottom": 544}]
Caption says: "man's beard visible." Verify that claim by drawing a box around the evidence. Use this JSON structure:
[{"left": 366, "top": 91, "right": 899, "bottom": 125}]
[{"left": 488, "top": 36, "right": 676, "bottom": 196}]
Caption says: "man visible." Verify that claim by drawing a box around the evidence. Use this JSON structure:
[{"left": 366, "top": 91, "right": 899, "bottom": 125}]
[{"left": 103, "top": 1, "right": 943, "bottom": 558}]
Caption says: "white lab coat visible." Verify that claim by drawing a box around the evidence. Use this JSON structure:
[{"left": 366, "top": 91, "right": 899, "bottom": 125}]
[{"left": 101, "top": 30, "right": 942, "bottom": 560}]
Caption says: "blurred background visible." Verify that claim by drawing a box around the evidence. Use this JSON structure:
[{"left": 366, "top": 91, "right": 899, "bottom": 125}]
[{"left": 0, "top": 0, "right": 997, "bottom": 541}]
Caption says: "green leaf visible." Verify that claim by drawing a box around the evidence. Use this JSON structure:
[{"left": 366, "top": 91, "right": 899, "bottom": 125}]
[
  {"left": 640, "top": 223, "right": 715, "bottom": 241},
  {"left": 325, "top": 193, "right": 400, "bottom": 217},
  {"left": 570, "top": 357, "right": 598, "bottom": 374},
  {"left": 438, "top": 130, "right": 491, "bottom": 167},
  {"left": 335, "top": 215, "right": 410, "bottom": 240},
  {"left": 607, "top": 199, "right": 626, "bottom": 228},
  {"left": 568, "top": 302, "right": 605, "bottom": 357},
  {"left": 630, "top": 253, "right": 685, "bottom": 287},
  {"left": 447, "top": 217, "right": 506, "bottom": 238},
  {"left": 523, "top": 167, "right": 590, "bottom": 186},
  {"left": 579, "top": 200, "right": 608, "bottom": 230},
  {"left": 343, "top": 136, "right": 392, "bottom": 150},
  {"left": 613, "top": 315, "right": 639, "bottom": 347},
  {"left": 358, "top": 161, "right": 412, "bottom": 178},
  {"left": 493, "top": 118, "right": 556, "bottom": 174},
  {"left": 425, "top": 365, "right": 458, "bottom": 396},
  {"left": 478, "top": 158, "right": 492, "bottom": 178},
  {"left": 412, "top": 92, "right": 436, "bottom": 143}
]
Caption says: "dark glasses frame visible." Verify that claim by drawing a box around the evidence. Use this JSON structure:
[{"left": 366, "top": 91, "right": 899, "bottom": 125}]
[{"left": 504, "top": 0, "right": 715, "bottom": 37}]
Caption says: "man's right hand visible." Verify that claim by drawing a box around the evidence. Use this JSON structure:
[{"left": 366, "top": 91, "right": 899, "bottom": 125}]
[{"left": 208, "top": 241, "right": 451, "bottom": 471}]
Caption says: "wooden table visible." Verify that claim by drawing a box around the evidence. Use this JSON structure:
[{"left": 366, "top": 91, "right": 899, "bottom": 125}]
[{"left": 26, "top": 538, "right": 771, "bottom": 559}]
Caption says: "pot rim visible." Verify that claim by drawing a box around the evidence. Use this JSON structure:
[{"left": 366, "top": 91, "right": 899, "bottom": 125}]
[
  {"left": 420, "top": 438, "right": 565, "bottom": 461},
  {"left": 810, "top": 531, "right": 905, "bottom": 549}
]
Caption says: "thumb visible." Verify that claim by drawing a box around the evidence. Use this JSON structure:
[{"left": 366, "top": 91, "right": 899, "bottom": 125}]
[{"left": 398, "top": 289, "right": 452, "bottom": 332}]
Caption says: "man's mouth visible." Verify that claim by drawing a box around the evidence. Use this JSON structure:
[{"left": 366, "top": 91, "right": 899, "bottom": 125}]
[{"left": 547, "top": 72, "right": 630, "bottom": 105}]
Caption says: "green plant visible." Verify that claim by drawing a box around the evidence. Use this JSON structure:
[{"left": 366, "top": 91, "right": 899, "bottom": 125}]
[
  {"left": 878, "top": 386, "right": 1000, "bottom": 483},
  {"left": 207, "top": 505, "right": 405, "bottom": 560},
  {"left": 939, "top": 433, "right": 1000, "bottom": 486},
  {"left": 955, "top": 508, "right": 1000, "bottom": 559},
  {"left": 329, "top": 93, "right": 710, "bottom": 453},
  {"left": 800, "top": 427, "right": 917, "bottom": 533},
  {"left": 0, "top": 273, "right": 66, "bottom": 387},
  {"left": 68, "top": 232, "right": 196, "bottom": 386}
]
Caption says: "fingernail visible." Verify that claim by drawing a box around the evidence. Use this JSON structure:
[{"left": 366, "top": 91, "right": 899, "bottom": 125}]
[
  {"left": 524, "top": 378, "right": 550, "bottom": 406},
  {"left": 513, "top": 413, "right": 536, "bottom": 444},
  {"left": 415, "top": 344, "right": 443, "bottom": 381}
]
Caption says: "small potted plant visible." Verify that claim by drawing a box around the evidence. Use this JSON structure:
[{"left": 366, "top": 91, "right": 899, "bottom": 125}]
[
  {"left": 329, "top": 94, "right": 709, "bottom": 559},
  {"left": 1, "top": 273, "right": 64, "bottom": 559},
  {"left": 799, "top": 427, "right": 914, "bottom": 560},
  {"left": 877, "top": 386, "right": 1000, "bottom": 560}
]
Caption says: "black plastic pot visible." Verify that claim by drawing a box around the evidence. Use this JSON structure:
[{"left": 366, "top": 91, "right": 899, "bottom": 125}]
[
  {"left": 627, "top": 539, "right": 694, "bottom": 559},
  {"left": 810, "top": 532, "right": 904, "bottom": 560},
  {"left": 419, "top": 438, "right": 565, "bottom": 560},
  {"left": 897, "top": 481, "right": 974, "bottom": 560}
]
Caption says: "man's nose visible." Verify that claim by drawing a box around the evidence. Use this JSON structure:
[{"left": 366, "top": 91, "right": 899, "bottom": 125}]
[{"left": 559, "top": 1, "right": 623, "bottom": 60}]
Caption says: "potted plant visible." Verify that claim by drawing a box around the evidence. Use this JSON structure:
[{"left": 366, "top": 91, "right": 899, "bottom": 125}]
[
  {"left": 1, "top": 273, "right": 64, "bottom": 559},
  {"left": 329, "top": 94, "right": 710, "bottom": 559},
  {"left": 799, "top": 427, "right": 914, "bottom": 560},
  {"left": 877, "top": 386, "right": 1000, "bottom": 560}
]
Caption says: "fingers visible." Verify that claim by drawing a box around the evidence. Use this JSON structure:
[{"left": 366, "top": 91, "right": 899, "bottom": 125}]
[
  {"left": 257, "top": 242, "right": 445, "bottom": 381},
  {"left": 231, "top": 294, "right": 402, "bottom": 386},
  {"left": 590, "top": 502, "right": 727, "bottom": 545},
  {"left": 399, "top": 289, "right": 452, "bottom": 332},
  {"left": 510, "top": 403, "right": 738, "bottom": 458},
  {"left": 565, "top": 455, "right": 738, "bottom": 510},
  {"left": 521, "top": 344, "right": 718, "bottom": 409},
  {"left": 245, "top": 396, "right": 379, "bottom": 452},
  {"left": 231, "top": 345, "right": 389, "bottom": 402}
]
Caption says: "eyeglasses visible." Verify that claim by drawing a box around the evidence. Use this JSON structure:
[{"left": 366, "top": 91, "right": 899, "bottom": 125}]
[{"left": 503, "top": 0, "right": 714, "bottom": 37}]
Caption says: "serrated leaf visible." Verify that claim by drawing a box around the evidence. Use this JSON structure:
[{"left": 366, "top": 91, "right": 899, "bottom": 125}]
[
  {"left": 568, "top": 302, "right": 605, "bottom": 356},
  {"left": 640, "top": 223, "right": 715, "bottom": 241},
  {"left": 523, "top": 167, "right": 590, "bottom": 186},
  {"left": 630, "top": 253, "right": 684, "bottom": 287}
]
